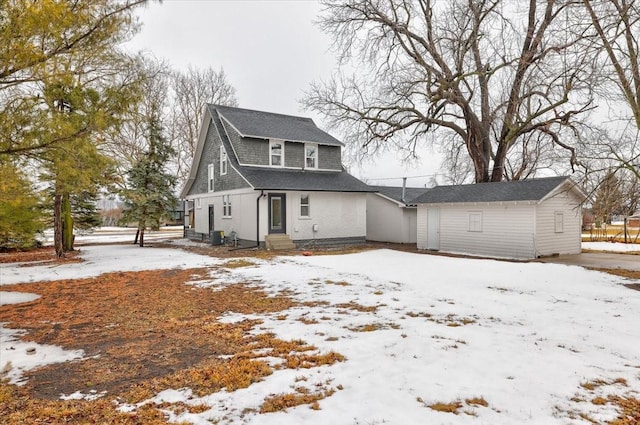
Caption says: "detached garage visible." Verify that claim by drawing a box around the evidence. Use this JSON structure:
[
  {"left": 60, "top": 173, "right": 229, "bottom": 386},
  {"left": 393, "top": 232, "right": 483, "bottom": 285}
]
[{"left": 413, "top": 176, "right": 587, "bottom": 259}]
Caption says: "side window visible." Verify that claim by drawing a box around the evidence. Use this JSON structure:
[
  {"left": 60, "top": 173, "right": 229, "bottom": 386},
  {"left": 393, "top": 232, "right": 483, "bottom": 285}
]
[
  {"left": 468, "top": 211, "right": 482, "bottom": 232},
  {"left": 300, "top": 194, "right": 310, "bottom": 217},
  {"left": 305, "top": 144, "right": 317, "bottom": 169},
  {"left": 220, "top": 146, "right": 227, "bottom": 176},
  {"left": 270, "top": 140, "right": 283, "bottom": 166},
  {"left": 196, "top": 198, "right": 202, "bottom": 209},
  {"left": 223, "top": 195, "right": 232, "bottom": 217},
  {"left": 554, "top": 212, "right": 564, "bottom": 233},
  {"left": 207, "top": 164, "right": 215, "bottom": 192}
]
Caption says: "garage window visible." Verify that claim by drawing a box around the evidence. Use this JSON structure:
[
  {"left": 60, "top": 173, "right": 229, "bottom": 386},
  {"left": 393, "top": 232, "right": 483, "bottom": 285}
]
[
  {"left": 468, "top": 212, "right": 482, "bottom": 232},
  {"left": 555, "top": 212, "right": 564, "bottom": 233}
]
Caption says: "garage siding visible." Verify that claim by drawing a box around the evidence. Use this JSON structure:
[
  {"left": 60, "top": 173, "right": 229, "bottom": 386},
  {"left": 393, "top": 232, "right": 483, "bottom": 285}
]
[{"left": 535, "top": 191, "right": 583, "bottom": 255}]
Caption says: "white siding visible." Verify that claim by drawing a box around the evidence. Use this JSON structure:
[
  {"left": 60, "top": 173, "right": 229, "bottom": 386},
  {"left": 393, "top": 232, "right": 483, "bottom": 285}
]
[
  {"left": 190, "top": 190, "right": 367, "bottom": 243},
  {"left": 288, "top": 191, "right": 367, "bottom": 241},
  {"left": 535, "top": 191, "right": 582, "bottom": 255},
  {"left": 416, "top": 206, "right": 428, "bottom": 250},
  {"left": 418, "top": 203, "right": 537, "bottom": 259},
  {"left": 366, "top": 194, "right": 417, "bottom": 243}
]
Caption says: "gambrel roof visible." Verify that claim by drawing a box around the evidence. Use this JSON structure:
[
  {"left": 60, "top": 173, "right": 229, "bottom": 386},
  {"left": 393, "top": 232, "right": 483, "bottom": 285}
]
[
  {"left": 411, "top": 176, "right": 586, "bottom": 204},
  {"left": 181, "top": 104, "right": 371, "bottom": 198},
  {"left": 216, "top": 105, "right": 344, "bottom": 147}
]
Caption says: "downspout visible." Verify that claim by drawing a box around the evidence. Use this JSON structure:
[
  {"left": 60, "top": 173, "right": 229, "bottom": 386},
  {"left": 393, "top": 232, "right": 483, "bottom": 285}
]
[{"left": 256, "top": 189, "right": 263, "bottom": 246}]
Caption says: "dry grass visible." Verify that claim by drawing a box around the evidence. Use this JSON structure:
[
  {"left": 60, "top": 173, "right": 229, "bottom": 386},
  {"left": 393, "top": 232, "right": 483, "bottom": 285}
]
[
  {"left": 0, "top": 261, "right": 347, "bottom": 422},
  {"left": 220, "top": 258, "right": 257, "bottom": 268},
  {"left": 427, "top": 400, "right": 463, "bottom": 414},
  {"left": 465, "top": 397, "right": 489, "bottom": 407},
  {"left": 324, "top": 279, "right": 351, "bottom": 286},
  {"left": 259, "top": 388, "right": 336, "bottom": 413}
]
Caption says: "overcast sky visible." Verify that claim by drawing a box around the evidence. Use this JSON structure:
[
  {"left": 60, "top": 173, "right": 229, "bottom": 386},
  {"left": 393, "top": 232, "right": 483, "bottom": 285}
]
[{"left": 127, "top": 0, "right": 440, "bottom": 187}]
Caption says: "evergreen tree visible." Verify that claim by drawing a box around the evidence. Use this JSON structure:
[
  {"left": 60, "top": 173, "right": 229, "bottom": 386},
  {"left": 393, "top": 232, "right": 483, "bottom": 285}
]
[
  {"left": 120, "top": 117, "right": 177, "bottom": 247},
  {"left": 0, "top": 162, "right": 42, "bottom": 250}
]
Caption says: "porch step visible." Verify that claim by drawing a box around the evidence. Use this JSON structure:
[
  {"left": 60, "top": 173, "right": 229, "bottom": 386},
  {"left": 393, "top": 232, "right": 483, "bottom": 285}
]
[{"left": 265, "top": 234, "right": 296, "bottom": 250}]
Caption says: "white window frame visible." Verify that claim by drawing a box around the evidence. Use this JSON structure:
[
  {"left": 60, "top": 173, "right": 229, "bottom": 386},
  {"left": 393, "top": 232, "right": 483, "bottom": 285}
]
[
  {"left": 468, "top": 211, "right": 482, "bottom": 232},
  {"left": 300, "top": 194, "right": 310, "bottom": 218},
  {"left": 195, "top": 198, "right": 202, "bottom": 209},
  {"left": 207, "top": 163, "right": 215, "bottom": 192},
  {"left": 554, "top": 211, "right": 564, "bottom": 233},
  {"left": 223, "top": 195, "right": 232, "bottom": 218},
  {"left": 269, "top": 139, "right": 284, "bottom": 167},
  {"left": 220, "top": 146, "right": 227, "bottom": 176},
  {"left": 305, "top": 143, "right": 318, "bottom": 169}
]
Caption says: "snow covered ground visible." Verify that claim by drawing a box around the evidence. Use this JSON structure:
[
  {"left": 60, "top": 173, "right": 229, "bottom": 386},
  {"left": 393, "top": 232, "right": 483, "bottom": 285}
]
[
  {"left": 582, "top": 241, "right": 640, "bottom": 253},
  {"left": 1, "top": 245, "right": 639, "bottom": 424}
]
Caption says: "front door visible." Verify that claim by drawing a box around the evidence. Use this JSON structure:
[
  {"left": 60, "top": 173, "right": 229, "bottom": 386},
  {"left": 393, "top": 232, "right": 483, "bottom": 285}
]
[
  {"left": 427, "top": 207, "right": 440, "bottom": 250},
  {"left": 268, "top": 193, "right": 286, "bottom": 234}
]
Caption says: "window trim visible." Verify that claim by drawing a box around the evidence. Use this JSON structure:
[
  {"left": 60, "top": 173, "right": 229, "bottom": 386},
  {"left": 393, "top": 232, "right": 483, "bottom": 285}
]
[
  {"left": 220, "top": 146, "right": 228, "bottom": 176},
  {"left": 223, "top": 195, "right": 232, "bottom": 218},
  {"left": 554, "top": 211, "right": 564, "bottom": 233},
  {"left": 207, "top": 163, "right": 215, "bottom": 192},
  {"left": 468, "top": 211, "right": 483, "bottom": 232},
  {"left": 269, "top": 139, "right": 284, "bottom": 167},
  {"left": 304, "top": 143, "right": 318, "bottom": 169},
  {"left": 195, "top": 198, "right": 202, "bottom": 209},
  {"left": 300, "top": 194, "right": 310, "bottom": 218}
]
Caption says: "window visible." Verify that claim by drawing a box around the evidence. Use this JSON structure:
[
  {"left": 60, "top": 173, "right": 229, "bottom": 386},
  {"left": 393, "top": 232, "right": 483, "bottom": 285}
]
[
  {"left": 555, "top": 212, "right": 564, "bottom": 233},
  {"left": 300, "top": 194, "right": 310, "bottom": 217},
  {"left": 207, "top": 164, "right": 215, "bottom": 192},
  {"left": 270, "top": 140, "right": 283, "bottom": 166},
  {"left": 305, "top": 144, "right": 317, "bottom": 169},
  {"left": 223, "top": 195, "right": 232, "bottom": 217},
  {"left": 468, "top": 212, "right": 482, "bottom": 232},
  {"left": 196, "top": 198, "right": 202, "bottom": 209},
  {"left": 220, "top": 146, "right": 227, "bottom": 175}
]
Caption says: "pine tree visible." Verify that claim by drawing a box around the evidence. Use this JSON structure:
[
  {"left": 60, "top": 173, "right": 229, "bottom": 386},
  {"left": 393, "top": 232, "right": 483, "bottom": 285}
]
[
  {"left": 120, "top": 117, "right": 177, "bottom": 247},
  {"left": 0, "top": 162, "right": 42, "bottom": 250}
]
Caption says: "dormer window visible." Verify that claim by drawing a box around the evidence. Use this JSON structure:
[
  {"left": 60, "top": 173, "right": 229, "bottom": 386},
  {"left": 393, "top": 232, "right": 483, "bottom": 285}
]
[
  {"left": 270, "top": 140, "right": 283, "bottom": 167},
  {"left": 305, "top": 144, "right": 317, "bottom": 169}
]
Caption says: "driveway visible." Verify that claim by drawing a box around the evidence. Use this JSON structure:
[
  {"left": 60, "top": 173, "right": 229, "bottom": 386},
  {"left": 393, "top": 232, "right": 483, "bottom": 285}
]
[{"left": 538, "top": 252, "right": 640, "bottom": 271}]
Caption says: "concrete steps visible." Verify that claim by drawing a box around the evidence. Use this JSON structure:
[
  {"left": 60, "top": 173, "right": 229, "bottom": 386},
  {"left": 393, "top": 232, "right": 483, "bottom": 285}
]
[{"left": 265, "top": 234, "right": 296, "bottom": 250}]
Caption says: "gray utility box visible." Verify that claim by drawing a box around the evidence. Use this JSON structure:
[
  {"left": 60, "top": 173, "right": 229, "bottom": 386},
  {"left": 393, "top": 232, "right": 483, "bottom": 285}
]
[{"left": 210, "top": 230, "right": 224, "bottom": 246}]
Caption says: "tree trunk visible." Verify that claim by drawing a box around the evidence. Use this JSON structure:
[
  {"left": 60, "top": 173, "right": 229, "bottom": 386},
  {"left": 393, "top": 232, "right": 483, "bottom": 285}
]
[
  {"left": 62, "top": 192, "right": 74, "bottom": 252},
  {"left": 139, "top": 228, "right": 144, "bottom": 247},
  {"left": 134, "top": 228, "right": 140, "bottom": 244},
  {"left": 53, "top": 194, "right": 64, "bottom": 258}
]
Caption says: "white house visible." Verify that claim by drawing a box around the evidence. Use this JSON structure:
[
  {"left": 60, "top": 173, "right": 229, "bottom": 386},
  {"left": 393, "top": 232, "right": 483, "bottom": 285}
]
[
  {"left": 412, "top": 177, "right": 587, "bottom": 259},
  {"left": 367, "top": 186, "right": 430, "bottom": 244},
  {"left": 180, "top": 105, "right": 373, "bottom": 249}
]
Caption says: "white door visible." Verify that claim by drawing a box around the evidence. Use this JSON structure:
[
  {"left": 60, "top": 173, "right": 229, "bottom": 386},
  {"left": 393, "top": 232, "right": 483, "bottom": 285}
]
[{"left": 427, "top": 207, "right": 440, "bottom": 250}]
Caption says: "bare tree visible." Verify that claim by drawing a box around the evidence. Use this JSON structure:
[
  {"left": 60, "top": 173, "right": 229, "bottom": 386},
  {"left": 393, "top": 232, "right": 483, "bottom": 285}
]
[
  {"left": 172, "top": 67, "right": 238, "bottom": 187},
  {"left": 103, "top": 56, "right": 172, "bottom": 189},
  {"left": 582, "top": 0, "right": 640, "bottom": 180},
  {"left": 304, "top": 0, "right": 597, "bottom": 182}
]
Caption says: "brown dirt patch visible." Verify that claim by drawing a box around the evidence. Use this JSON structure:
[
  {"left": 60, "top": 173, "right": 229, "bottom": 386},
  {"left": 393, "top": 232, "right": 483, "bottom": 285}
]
[
  {"left": 0, "top": 247, "right": 82, "bottom": 265},
  {"left": 0, "top": 264, "right": 345, "bottom": 423}
]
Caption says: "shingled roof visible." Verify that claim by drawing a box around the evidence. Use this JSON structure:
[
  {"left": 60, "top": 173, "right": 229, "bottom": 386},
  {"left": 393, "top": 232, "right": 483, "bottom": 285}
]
[
  {"left": 369, "top": 185, "right": 431, "bottom": 205},
  {"left": 239, "top": 167, "right": 373, "bottom": 192},
  {"left": 214, "top": 104, "right": 343, "bottom": 147},
  {"left": 410, "top": 176, "right": 579, "bottom": 204}
]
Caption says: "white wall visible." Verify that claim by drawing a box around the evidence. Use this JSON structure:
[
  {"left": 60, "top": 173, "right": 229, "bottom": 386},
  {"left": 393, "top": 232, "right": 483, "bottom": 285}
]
[
  {"left": 418, "top": 203, "right": 537, "bottom": 259},
  {"left": 366, "top": 194, "right": 417, "bottom": 243},
  {"left": 286, "top": 191, "right": 367, "bottom": 241},
  {"left": 535, "top": 191, "right": 582, "bottom": 256},
  {"left": 189, "top": 190, "right": 367, "bottom": 243}
]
